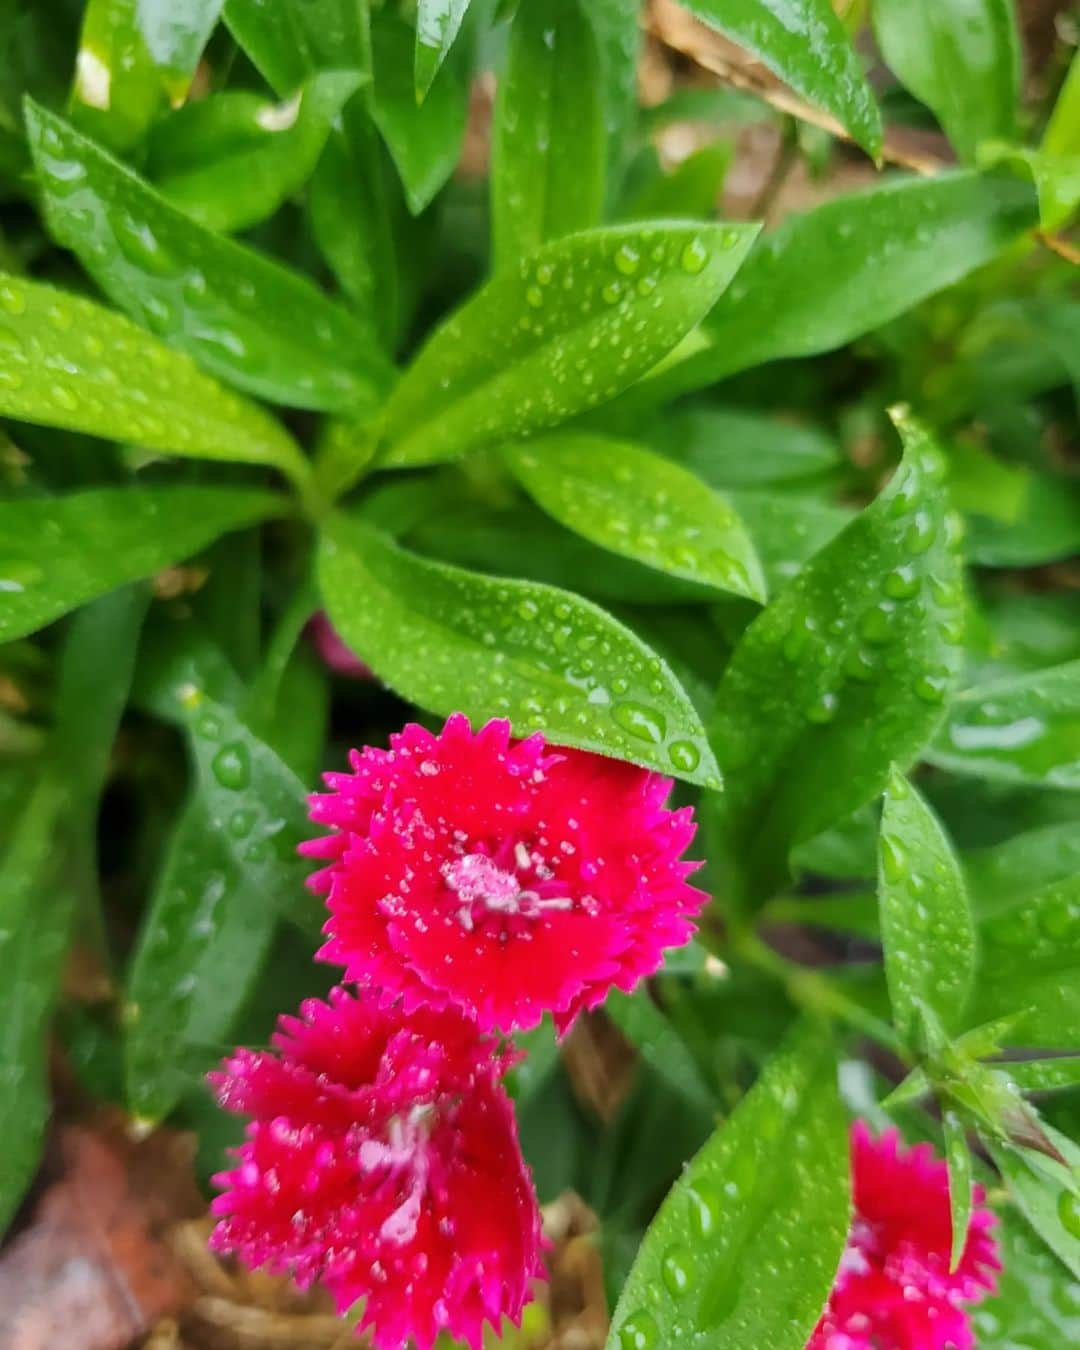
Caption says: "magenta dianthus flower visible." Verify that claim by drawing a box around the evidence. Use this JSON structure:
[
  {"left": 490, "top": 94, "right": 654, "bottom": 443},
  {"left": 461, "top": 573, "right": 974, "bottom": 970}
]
[
  {"left": 809, "top": 1122, "right": 1000, "bottom": 1350},
  {"left": 209, "top": 987, "right": 544, "bottom": 1350},
  {"left": 302, "top": 714, "right": 706, "bottom": 1033}
]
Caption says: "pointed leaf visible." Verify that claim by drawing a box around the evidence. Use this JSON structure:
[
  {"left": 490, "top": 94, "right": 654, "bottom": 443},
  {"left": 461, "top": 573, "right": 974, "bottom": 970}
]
[
  {"left": 648, "top": 172, "right": 1037, "bottom": 403},
  {"left": 878, "top": 769, "right": 975, "bottom": 1042},
  {"left": 929, "top": 660, "right": 1080, "bottom": 789},
  {"left": 606, "top": 1021, "right": 850, "bottom": 1350},
  {"left": 680, "top": 0, "right": 881, "bottom": 157},
  {"left": 0, "top": 487, "right": 282, "bottom": 643},
  {"left": 505, "top": 432, "right": 766, "bottom": 602},
  {"left": 147, "top": 71, "right": 363, "bottom": 234},
  {"left": 659, "top": 408, "right": 841, "bottom": 488},
  {"left": 125, "top": 643, "right": 317, "bottom": 1122},
  {"left": 0, "top": 273, "right": 306, "bottom": 480},
  {"left": 709, "top": 410, "right": 965, "bottom": 905},
  {"left": 973, "top": 871, "right": 1080, "bottom": 1049},
  {"left": 491, "top": 0, "right": 605, "bottom": 269},
  {"left": 317, "top": 514, "right": 721, "bottom": 785},
  {"left": 26, "top": 100, "right": 391, "bottom": 416},
  {"left": 135, "top": 0, "right": 225, "bottom": 94},
  {"left": 943, "top": 1110, "right": 974, "bottom": 1272},
  {"left": 223, "top": 0, "right": 371, "bottom": 93},
  {"left": 415, "top": 0, "right": 471, "bottom": 101},
  {"left": 379, "top": 221, "right": 758, "bottom": 467},
  {"left": 988, "top": 1129, "right": 1080, "bottom": 1281},
  {"left": 586, "top": 0, "right": 642, "bottom": 188},
  {"left": 71, "top": 0, "right": 163, "bottom": 151},
  {"left": 1005, "top": 1057, "right": 1080, "bottom": 1095},
  {"left": 371, "top": 9, "right": 467, "bottom": 214}
]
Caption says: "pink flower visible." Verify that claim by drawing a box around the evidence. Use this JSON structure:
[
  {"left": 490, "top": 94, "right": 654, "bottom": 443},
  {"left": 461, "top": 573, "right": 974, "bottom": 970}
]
[
  {"left": 209, "top": 987, "right": 544, "bottom": 1350},
  {"left": 306, "top": 611, "right": 373, "bottom": 680},
  {"left": 302, "top": 714, "right": 705, "bottom": 1033},
  {"left": 809, "top": 1123, "right": 1000, "bottom": 1350}
]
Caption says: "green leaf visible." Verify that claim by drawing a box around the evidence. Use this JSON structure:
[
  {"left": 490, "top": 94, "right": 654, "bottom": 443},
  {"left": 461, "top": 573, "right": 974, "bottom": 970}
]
[
  {"left": 605, "top": 1021, "right": 850, "bottom": 1350},
  {"left": 0, "top": 273, "right": 307, "bottom": 481},
  {"left": 125, "top": 644, "right": 317, "bottom": 1121},
  {"left": 973, "top": 1204, "right": 1080, "bottom": 1347},
  {"left": 626, "top": 143, "right": 732, "bottom": 221},
  {"left": 973, "top": 872, "right": 1080, "bottom": 1049},
  {"left": 966, "top": 823, "right": 1080, "bottom": 918},
  {"left": 0, "top": 487, "right": 281, "bottom": 643},
  {"left": 27, "top": 100, "right": 392, "bottom": 417},
  {"left": 491, "top": 0, "right": 605, "bottom": 270},
  {"left": 646, "top": 172, "right": 1037, "bottom": 403},
  {"left": 0, "top": 775, "right": 68, "bottom": 1234},
  {"left": 379, "top": 221, "right": 759, "bottom": 468},
  {"left": 505, "top": 433, "right": 766, "bottom": 603},
  {"left": 943, "top": 1110, "right": 974, "bottom": 1271},
  {"left": 729, "top": 491, "right": 852, "bottom": 590},
  {"left": 660, "top": 408, "right": 841, "bottom": 489},
  {"left": 929, "top": 661, "right": 1080, "bottom": 790},
  {"left": 873, "top": 0, "right": 1019, "bottom": 163},
  {"left": 223, "top": 0, "right": 370, "bottom": 94},
  {"left": 317, "top": 514, "right": 720, "bottom": 785},
  {"left": 147, "top": 71, "right": 363, "bottom": 234},
  {"left": 1, "top": 588, "right": 145, "bottom": 1234},
  {"left": 371, "top": 9, "right": 467, "bottom": 214},
  {"left": 989, "top": 1128, "right": 1080, "bottom": 1280},
  {"left": 71, "top": 0, "right": 163, "bottom": 151},
  {"left": 878, "top": 770, "right": 975, "bottom": 1042},
  {"left": 709, "top": 410, "right": 964, "bottom": 905},
  {"left": 679, "top": 0, "right": 881, "bottom": 158},
  {"left": 415, "top": 0, "right": 471, "bottom": 101},
  {"left": 1006, "top": 1058, "right": 1080, "bottom": 1095},
  {"left": 586, "top": 0, "right": 642, "bottom": 190},
  {"left": 1036, "top": 51, "right": 1080, "bottom": 228},
  {"left": 135, "top": 0, "right": 225, "bottom": 95},
  {"left": 605, "top": 988, "right": 715, "bottom": 1116}
]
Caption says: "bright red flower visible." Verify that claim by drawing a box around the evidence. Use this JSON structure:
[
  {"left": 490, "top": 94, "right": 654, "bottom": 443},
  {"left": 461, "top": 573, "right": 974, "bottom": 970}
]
[
  {"left": 809, "top": 1123, "right": 1000, "bottom": 1350},
  {"left": 306, "top": 611, "right": 373, "bottom": 680},
  {"left": 302, "top": 714, "right": 705, "bottom": 1033},
  {"left": 209, "top": 987, "right": 543, "bottom": 1350}
]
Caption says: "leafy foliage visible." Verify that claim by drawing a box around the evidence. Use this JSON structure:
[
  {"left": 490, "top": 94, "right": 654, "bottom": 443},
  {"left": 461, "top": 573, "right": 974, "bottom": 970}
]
[{"left": 1, "top": 0, "right": 1077, "bottom": 1341}]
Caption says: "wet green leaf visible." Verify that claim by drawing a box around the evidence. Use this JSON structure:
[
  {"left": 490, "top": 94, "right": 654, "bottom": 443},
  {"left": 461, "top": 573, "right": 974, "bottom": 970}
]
[
  {"left": 1, "top": 589, "right": 145, "bottom": 1234},
  {"left": 943, "top": 1110, "right": 974, "bottom": 1271},
  {"left": 125, "top": 643, "right": 318, "bottom": 1122},
  {"left": 1006, "top": 1058, "right": 1080, "bottom": 1095},
  {"left": 878, "top": 770, "right": 975, "bottom": 1042},
  {"left": 0, "top": 774, "right": 69, "bottom": 1235},
  {"left": 317, "top": 514, "right": 721, "bottom": 785},
  {"left": 973, "top": 1204, "right": 1080, "bottom": 1347},
  {"left": 491, "top": 0, "right": 605, "bottom": 270},
  {"left": 0, "top": 487, "right": 279, "bottom": 643},
  {"left": 680, "top": 0, "right": 881, "bottom": 157},
  {"left": 0, "top": 272, "right": 307, "bottom": 481},
  {"left": 379, "top": 221, "right": 758, "bottom": 467},
  {"left": 929, "top": 661, "right": 1080, "bottom": 790},
  {"left": 147, "top": 71, "right": 363, "bottom": 234},
  {"left": 371, "top": 9, "right": 467, "bottom": 214},
  {"left": 966, "top": 823, "right": 1080, "bottom": 917},
  {"left": 71, "top": 0, "right": 163, "bottom": 151},
  {"left": 27, "top": 100, "right": 392, "bottom": 416},
  {"left": 606, "top": 1020, "right": 850, "bottom": 1350},
  {"left": 415, "top": 0, "right": 471, "bottom": 101},
  {"left": 989, "top": 1128, "right": 1080, "bottom": 1280},
  {"left": 586, "top": 0, "right": 642, "bottom": 189},
  {"left": 505, "top": 433, "right": 766, "bottom": 602},
  {"left": 709, "top": 411, "right": 964, "bottom": 905},
  {"left": 873, "top": 0, "right": 1019, "bottom": 163},
  {"left": 625, "top": 142, "right": 732, "bottom": 221},
  {"left": 223, "top": 0, "right": 370, "bottom": 93},
  {"left": 647, "top": 172, "right": 1037, "bottom": 403},
  {"left": 729, "top": 491, "right": 852, "bottom": 590},
  {"left": 135, "top": 0, "right": 225, "bottom": 95},
  {"left": 973, "top": 872, "right": 1080, "bottom": 1049},
  {"left": 659, "top": 408, "right": 841, "bottom": 489}
]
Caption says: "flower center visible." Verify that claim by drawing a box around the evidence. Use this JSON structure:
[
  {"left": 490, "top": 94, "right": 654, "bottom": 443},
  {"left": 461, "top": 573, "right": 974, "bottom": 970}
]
[{"left": 442, "top": 843, "right": 573, "bottom": 932}]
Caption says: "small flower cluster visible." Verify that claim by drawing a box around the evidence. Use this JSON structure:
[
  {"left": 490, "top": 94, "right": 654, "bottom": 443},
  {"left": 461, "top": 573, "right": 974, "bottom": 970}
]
[{"left": 210, "top": 713, "right": 706, "bottom": 1348}]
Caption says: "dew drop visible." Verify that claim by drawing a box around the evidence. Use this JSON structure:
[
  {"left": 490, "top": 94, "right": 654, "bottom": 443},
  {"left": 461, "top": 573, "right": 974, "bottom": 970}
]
[
  {"left": 525, "top": 285, "right": 544, "bottom": 309},
  {"left": 668, "top": 740, "right": 701, "bottom": 773},
  {"left": 805, "top": 691, "right": 838, "bottom": 724},
  {"left": 914, "top": 671, "right": 949, "bottom": 705},
  {"left": 212, "top": 741, "right": 251, "bottom": 790},
  {"left": 0, "top": 283, "right": 27, "bottom": 316},
  {"left": 687, "top": 1182, "right": 722, "bottom": 1239},
  {"left": 612, "top": 701, "right": 667, "bottom": 745},
  {"left": 880, "top": 835, "right": 907, "bottom": 884},
  {"left": 680, "top": 238, "right": 709, "bottom": 274},
  {"left": 619, "top": 1311, "right": 659, "bottom": 1350},
  {"left": 883, "top": 565, "right": 919, "bottom": 600},
  {"left": 614, "top": 242, "right": 641, "bottom": 276},
  {"left": 661, "top": 1244, "right": 697, "bottom": 1297},
  {"left": 112, "top": 212, "right": 175, "bottom": 277},
  {"left": 1058, "top": 1190, "right": 1080, "bottom": 1239},
  {"left": 601, "top": 281, "right": 623, "bottom": 305}
]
